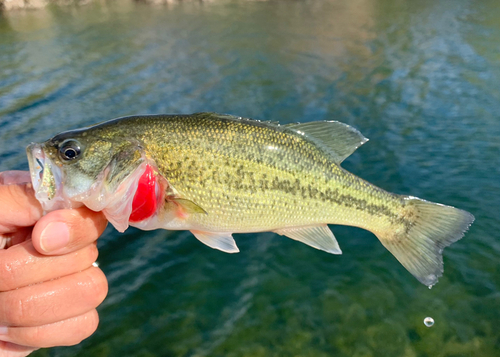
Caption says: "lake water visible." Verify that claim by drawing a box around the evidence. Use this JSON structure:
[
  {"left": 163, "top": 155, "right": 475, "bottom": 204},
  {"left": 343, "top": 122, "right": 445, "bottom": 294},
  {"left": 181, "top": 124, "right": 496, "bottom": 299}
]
[{"left": 1, "top": 0, "right": 499, "bottom": 356}]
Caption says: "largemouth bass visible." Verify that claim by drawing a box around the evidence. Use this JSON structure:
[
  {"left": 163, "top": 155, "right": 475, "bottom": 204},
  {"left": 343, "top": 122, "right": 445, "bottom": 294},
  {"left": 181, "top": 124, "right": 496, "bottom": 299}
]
[{"left": 26, "top": 113, "right": 474, "bottom": 287}]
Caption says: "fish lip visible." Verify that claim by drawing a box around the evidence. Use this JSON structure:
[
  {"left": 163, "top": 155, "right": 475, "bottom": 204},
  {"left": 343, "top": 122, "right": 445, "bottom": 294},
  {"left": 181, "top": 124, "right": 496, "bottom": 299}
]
[
  {"left": 26, "top": 143, "right": 44, "bottom": 194},
  {"left": 26, "top": 143, "right": 65, "bottom": 211}
]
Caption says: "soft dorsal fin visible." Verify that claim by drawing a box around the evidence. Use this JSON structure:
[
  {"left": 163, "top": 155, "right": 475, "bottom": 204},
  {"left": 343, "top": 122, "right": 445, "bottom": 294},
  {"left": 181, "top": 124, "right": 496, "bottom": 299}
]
[
  {"left": 274, "top": 225, "right": 342, "bottom": 254},
  {"left": 285, "top": 121, "right": 368, "bottom": 164}
]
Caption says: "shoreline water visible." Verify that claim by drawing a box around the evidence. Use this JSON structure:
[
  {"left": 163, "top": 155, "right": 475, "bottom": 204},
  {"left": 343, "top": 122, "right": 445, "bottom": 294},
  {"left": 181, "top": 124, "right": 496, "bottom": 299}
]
[
  {"left": 1, "top": 0, "right": 87, "bottom": 11},
  {"left": 0, "top": 0, "right": 206, "bottom": 11}
]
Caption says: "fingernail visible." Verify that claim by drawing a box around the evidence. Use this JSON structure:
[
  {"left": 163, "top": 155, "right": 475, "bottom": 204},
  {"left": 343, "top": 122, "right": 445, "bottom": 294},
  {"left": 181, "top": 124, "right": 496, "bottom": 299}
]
[
  {"left": 40, "top": 222, "right": 70, "bottom": 253},
  {"left": 0, "top": 326, "right": 8, "bottom": 335}
]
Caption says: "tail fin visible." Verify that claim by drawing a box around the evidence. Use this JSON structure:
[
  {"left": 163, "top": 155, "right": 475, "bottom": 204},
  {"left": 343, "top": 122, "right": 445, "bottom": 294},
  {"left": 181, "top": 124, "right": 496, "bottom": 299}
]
[{"left": 376, "top": 197, "right": 474, "bottom": 287}]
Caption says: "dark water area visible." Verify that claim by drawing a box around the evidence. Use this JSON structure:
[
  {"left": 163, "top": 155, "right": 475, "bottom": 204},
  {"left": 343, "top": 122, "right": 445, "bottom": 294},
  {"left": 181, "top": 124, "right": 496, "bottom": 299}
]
[{"left": 1, "top": 0, "right": 500, "bottom": 356}]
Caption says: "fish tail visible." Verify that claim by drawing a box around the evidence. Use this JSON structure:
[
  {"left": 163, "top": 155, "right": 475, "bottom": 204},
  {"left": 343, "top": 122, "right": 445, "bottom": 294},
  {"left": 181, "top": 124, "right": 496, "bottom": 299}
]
[{"left": 375, "top": 197, "right": 474, "bottom": 287}]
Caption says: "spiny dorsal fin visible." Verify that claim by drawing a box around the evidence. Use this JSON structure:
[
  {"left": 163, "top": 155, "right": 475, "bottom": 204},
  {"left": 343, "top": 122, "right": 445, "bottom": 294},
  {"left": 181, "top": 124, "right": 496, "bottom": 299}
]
[
  {"left": 200, "top": 113, "right": 368, "bottom": 164},
  {"left": 201, "top": 112, "right": 280, "bottom": 125},
  {"left": 285, "top": 121, "right": 368, "bottom": 164},
  {"left": 274, "top": 225, "right": 342, "bottom": 254}
]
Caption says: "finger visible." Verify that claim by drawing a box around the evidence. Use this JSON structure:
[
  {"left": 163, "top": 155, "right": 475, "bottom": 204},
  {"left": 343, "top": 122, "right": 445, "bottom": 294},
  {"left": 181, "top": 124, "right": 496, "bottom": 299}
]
[
  {"left": 0, "top": 227, "right": 32, "bottom": 251},
  {"left": 0, "top": 266, "right": 108, "bottom": 327},
  {"left": 32, "top": 207, "right": 107, "bottom": 255},
  {"left": 0, "top": 341, "right": 36, "bottom": 357},
  {"left": 0, "top": 171, "right": 31, "bottom": 186},
  {"left": 0, "top": 240, "right": 98, "bottom": 292},
  {"left": 2, "top": 227, "right": 32, "bottom": 248},
  {"left": 0, "top": 184, "right": 42, "bottom": 234},
  {"left": 0, "top": 309, "right": 99, "bottom": 349}
]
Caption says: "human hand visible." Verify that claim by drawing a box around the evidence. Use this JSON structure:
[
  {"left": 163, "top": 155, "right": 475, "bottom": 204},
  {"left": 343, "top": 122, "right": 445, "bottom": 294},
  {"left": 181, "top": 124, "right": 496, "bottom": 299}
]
[{"left": 0, "top": 171, "right": 108, "bottom": 357}]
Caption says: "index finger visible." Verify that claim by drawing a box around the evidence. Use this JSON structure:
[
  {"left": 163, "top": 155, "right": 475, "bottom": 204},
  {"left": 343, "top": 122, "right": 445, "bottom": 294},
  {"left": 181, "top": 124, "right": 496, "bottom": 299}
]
[
  {"left": 0, "top": 183, "right": 42, "bottom": 234},
  {"left": 0, "top": 171, "right": 30, "bottom": 185}
]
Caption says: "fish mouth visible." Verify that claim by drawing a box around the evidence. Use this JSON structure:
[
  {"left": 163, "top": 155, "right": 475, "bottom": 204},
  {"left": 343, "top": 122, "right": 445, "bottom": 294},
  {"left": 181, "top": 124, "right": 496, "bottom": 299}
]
[{"left": 26, "top": 143, "right": 66, "bottom": 212}]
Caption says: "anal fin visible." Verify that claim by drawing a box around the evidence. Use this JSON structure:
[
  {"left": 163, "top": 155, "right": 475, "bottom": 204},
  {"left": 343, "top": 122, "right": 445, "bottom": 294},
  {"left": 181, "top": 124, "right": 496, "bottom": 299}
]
[
  {"left": 274, "top": 225, "right": 342, "bottom": 254},
  {"left": 191, "top": 230, "right": 240, "bottom": 253}
]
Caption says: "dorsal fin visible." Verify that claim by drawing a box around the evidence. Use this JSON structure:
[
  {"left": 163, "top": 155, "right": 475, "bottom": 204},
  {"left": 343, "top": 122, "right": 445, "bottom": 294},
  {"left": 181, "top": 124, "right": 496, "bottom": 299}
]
[
  {"left": 200, "top": 112, "right": 280, "bottom": 125},
  {"left": 199, "top": 113, "right": 368, "bottom": 164},
  {"left": 285, "top": 121, "right": 368, "bottom": 164}
]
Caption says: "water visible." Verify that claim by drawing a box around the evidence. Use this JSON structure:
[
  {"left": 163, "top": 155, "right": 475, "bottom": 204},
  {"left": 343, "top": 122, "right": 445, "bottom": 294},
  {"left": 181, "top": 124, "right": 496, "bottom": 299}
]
[{"left": 1, "top": 0, "right": 499, "bottom": 356}]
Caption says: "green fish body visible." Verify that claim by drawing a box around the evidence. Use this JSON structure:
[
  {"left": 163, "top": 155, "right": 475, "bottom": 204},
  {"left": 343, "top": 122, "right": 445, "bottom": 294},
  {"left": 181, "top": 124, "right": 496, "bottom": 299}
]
[{"left": 27, "top": 113, "right": 474, "bottom": 287}]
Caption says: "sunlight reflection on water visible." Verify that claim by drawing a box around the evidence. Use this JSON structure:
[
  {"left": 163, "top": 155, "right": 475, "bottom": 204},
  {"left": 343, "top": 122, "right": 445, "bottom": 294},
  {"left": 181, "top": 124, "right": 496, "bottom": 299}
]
[{"left": 1, "top": 0, "right": 499, "bottom": 356}]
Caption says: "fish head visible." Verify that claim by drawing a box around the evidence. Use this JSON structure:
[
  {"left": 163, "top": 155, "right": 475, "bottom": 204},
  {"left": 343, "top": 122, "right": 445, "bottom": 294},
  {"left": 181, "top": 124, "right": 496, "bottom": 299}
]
[
  {"left": 28, "top": 131, "right": 108, "bottom": 208},
  {"left": 27, "top": 126, "right": 149, "bottom": 231}
]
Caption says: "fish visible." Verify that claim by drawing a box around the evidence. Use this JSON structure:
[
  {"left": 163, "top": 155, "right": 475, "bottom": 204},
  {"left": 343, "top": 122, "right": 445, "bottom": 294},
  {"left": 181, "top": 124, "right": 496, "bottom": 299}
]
[{"left": 26, "top": 112, "right": 474, "bottom": 287}]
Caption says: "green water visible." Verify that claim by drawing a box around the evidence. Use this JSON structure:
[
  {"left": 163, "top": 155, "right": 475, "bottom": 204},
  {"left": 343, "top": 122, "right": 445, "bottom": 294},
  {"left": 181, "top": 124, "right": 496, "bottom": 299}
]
[{"left": 1, "top": 0, "right": 499, "bottom": 356}]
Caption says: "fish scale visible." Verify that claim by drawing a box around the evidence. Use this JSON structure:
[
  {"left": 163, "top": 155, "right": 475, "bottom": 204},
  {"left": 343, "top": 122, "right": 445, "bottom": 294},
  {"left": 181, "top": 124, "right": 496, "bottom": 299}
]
[
  {"left": 27, "top": 112, "right": 474, "bottom": 287},
  {"left": 156, "top": 117, "right": 387, "bottom": 231},
  {"left": 139, "top": 116, "right": 375, "bottom": 231}
]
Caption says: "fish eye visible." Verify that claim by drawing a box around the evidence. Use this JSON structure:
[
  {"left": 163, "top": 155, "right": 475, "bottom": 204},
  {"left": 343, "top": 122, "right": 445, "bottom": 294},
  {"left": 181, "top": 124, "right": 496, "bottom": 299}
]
[{"left": 59, "top": 139, "right": 82, "bottom": 161}]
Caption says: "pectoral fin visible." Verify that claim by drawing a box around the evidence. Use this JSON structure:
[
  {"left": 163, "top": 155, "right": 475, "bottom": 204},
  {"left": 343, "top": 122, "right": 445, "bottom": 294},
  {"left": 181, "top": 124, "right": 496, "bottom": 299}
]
[
  {"left": 191, "top": 230, "right": 240, "bottom": 253},
  {"left": 171, "top": 197, "right": 208, "bottom": 215},
  {"left": 274, "top": 225, "right": 342, "bottom": 254}
]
